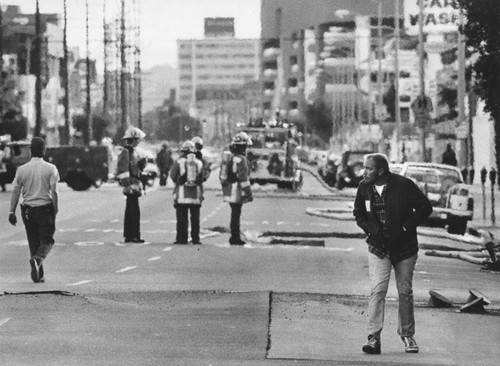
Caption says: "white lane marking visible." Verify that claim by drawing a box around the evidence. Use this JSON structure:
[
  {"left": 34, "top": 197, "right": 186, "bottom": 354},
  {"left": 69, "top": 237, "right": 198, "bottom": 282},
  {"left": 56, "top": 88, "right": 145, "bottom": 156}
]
[
  {"left": 163, "top": 246, "right": 172, "bottom": 252},
  {"left": 114, "top": 242, "right": 126, "bottom": 246},
  {"left": 116, "top": 266, "right": 137, "bottom": 273},
  {"left": 59, "top": 228, "right": 80, "bottom": 232},
  {"left": 0, "top": 318, "right": 11, "bottom": 327},
  {"left": 140, "top": 220, "right": 150, "bottom": 223},
  {"left": 142, "top": 229, "right": 170, "bottom": 233},
  {"left": 159, "top": 220, "right": 176, "bottom": 224},
  {"left": 137, "top": 242, "right": 151, "bottom": 246},
  {"left": 102, "top": 229, "right": 114, "bottom": 233},
  {"left": 85, "top": 228, "right": 97, "bottom": 232},
  {"left": 74, "top": 241, "right": 104, "bottom": 246},
  {"left": 68, "top": 280, "right": 93, "bottom": 286},
  {"left": 262, "top": 221, "right": 269, "bottom": 225},
  {"left": 277, "top": 221, "right": 285, "bottom": 225},
  {"left": 148, "top": 256, "right": 161, "bottom": 261},
  {"left": 111, "top": 219, "right": 119, "bottom": 223},
  {"left": 324, "top": 247, "right": 354, "bottom": 252}
]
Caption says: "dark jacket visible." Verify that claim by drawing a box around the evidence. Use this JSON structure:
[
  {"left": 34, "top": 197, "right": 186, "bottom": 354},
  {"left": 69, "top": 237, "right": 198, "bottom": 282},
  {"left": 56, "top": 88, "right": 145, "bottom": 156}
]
[{"left": 353, "top": 173, "right": 433, "bottom": 263}]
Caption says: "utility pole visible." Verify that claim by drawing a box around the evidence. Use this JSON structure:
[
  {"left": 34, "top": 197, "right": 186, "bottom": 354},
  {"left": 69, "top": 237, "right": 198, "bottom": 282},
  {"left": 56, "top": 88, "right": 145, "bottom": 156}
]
[
  {"left": 61, "top": 0, "right": 70, "bottom": 145},
  {"left": 103, "top": 0, "right": 109, "bottom": 117},
  {"left": 133, "top": 0, "right": 142, "bottom": 129},
  {"left": 120, "top": 0, "right": 128, "bottom": 133},
  {"left": 85, "top": 0, "right": 91, "bottom": 145},
  {"left": 394, "top": 0, "right": 401, "bottom": 162},
  {"left": 376, "top": 0, "right": 383, "bottom": 120},
  {"left": 34, "top": 0, "right": 42, "bottom": 137},
  {"left": 457, "top": 12, "right": 467, "bottom": 168},
  {"left": 418, "top": 0, "right": 426, "bottom": 161}
]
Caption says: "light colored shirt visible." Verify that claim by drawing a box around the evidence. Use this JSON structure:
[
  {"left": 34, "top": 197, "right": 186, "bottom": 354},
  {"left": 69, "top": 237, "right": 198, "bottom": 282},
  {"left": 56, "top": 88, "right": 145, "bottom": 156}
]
[{"left": 12, "top": 157, "right": 59, "bottom": 207}]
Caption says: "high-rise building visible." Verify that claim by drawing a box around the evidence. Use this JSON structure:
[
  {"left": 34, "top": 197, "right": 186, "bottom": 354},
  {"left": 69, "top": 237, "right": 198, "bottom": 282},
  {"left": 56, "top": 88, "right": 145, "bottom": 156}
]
[
  {"left": 177, "top": 18, "right": 260, "bottom": 144},
  {"left": 260, "top": 0, "right": 400, "bottom": 136}
]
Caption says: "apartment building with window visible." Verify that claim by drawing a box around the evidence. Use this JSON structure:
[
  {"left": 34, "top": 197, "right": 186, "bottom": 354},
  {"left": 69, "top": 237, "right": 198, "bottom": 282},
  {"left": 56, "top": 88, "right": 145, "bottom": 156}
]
[{"left": 177, "top": 18, "right": 260, "bottom": 144}]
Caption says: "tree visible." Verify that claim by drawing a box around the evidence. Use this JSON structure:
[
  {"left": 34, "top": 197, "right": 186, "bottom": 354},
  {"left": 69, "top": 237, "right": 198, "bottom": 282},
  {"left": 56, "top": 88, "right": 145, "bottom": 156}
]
[{"left": 458, "top": 0, "right": 500, "bottom": 171}]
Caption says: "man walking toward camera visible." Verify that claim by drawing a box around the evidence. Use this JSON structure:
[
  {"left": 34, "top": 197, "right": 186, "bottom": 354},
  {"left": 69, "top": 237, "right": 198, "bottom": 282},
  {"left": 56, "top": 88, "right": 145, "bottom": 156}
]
[
  {"left": 8, "top": 137, "right": 59, "bottom": 283},
  {"left": 353, "top": 153, "right": 432, "bottom": 355}
]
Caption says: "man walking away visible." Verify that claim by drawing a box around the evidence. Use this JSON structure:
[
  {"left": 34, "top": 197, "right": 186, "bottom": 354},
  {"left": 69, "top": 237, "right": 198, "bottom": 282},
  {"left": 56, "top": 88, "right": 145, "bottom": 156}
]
[
  {"left": 8, "top": 137, "right": 59, "bottom": 283},
  {"left": 353, "top": 153, "right": 432, "bottom": 355},
  {"left": 441, "top": 143, "right": 457, "bottom": 166}
]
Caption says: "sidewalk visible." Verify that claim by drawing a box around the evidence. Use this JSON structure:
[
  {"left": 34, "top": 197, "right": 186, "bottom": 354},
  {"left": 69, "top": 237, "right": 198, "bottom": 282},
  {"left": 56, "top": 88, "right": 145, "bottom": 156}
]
[
  {"left": 470, "top": 183, "right": 500, "bottom": 233},
  {"left": 1, "top": 290, "right": 498, "bottom": 365}
]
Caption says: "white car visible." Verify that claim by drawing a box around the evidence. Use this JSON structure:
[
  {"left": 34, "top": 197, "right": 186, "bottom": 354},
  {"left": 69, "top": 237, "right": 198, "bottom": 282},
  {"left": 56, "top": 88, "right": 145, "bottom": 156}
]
[{"left": 390, "top": 162, "right": 472, "bottom": 235}]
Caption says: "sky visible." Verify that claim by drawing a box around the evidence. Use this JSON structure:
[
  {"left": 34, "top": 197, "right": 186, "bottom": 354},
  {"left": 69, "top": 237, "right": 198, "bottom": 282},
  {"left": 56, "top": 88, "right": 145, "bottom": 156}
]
[{"left": 3, "top": 0, "right": 261, "bottom": 70}]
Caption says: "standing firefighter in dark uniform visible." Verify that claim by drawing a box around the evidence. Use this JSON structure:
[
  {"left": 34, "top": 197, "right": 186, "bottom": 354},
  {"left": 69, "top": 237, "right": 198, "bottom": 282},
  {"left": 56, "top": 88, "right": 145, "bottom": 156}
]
[
  {"left": 8, "top": 137, "right": 59, "bottom": 283},
  {"left": 170, "top": 140, "right": 204, "bottom": 244},
  {"left": 219, "top": 132, "right": 253, "bottom": 245},
  {"left": 116, "top": 127, "right": 146, "bottom": 243}
]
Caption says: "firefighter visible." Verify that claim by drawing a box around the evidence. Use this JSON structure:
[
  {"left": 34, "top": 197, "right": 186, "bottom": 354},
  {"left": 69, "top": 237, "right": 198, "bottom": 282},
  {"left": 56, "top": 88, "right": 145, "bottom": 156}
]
[
  {"left": 170, "top": 140, "right": 204, "bottom": 244},
  {"left": 116, "top": 127, "right": 146, "bottom": 243},
  {"left": 220, "top": 132, "right": 253, "bottom": 245}
]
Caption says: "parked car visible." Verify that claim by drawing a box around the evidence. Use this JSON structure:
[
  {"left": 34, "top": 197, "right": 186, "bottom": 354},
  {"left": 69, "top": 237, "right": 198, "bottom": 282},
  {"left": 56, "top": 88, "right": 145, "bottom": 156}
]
[
  {"left": 336, "top": 150, "right": 373, "bottom": 189},
  {"left": 390, "top": 162, "right": 472, "bottom": 234}
]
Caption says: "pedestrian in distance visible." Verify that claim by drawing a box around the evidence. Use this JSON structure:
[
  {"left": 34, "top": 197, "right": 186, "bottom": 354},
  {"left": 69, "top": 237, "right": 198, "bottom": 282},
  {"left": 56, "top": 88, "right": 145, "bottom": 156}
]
[
  {"left": 353, "top": 153, "right": 432, "bottom": 355},
  {"left": 219, "top": 132, "right": 253, "bottom": 245},
  {"left": 170, "top": 140, "right": 205, "bottom": 244},
  {"left": 116, "top": 127, "right": 147, "bottom": 243},
  {"left": 8, "top": 137, "right": 59, "bottom": 283},
  {"left": 156, "top": 142, "right": 173, "bottom": 187},
  {"left": 441, "top": 143, "right": 457, "bottom": 166}
]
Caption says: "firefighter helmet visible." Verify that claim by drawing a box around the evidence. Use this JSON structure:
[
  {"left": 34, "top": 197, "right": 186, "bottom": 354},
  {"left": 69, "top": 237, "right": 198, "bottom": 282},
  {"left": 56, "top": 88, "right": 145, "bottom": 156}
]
[
  {"left": 231, "top": 132, "right": 252, "bottom": 146},
  {"left": 180, "top": 140, "right": 195, "bottom": 153},
  {"left": 191, "top": 136, "right": 203, "bottom": 150},
  {"left": 122, "top": 127, "right": 146, "bottom": 140}
]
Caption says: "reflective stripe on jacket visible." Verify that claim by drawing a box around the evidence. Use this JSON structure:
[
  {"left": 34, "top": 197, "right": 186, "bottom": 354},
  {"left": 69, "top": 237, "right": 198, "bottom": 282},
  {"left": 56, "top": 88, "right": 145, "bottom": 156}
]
[
  {"left": 222, "top": 154, "right": 252, "bottom": 204},
  {"left": 170, "top": 156, "right": 204, "bottom": 205}
]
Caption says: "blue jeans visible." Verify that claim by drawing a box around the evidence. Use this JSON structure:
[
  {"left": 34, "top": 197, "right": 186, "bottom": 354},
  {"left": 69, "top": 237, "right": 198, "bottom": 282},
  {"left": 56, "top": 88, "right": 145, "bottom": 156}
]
[{"left": 367, "top": 252, "right": 417, "bottom": 340}]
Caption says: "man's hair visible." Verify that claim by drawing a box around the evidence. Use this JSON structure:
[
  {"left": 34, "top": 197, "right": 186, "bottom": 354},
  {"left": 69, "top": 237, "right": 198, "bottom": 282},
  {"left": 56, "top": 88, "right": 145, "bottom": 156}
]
[
  {"left": 30, "top": 137, "right": 46, "bottom": 157},
  {"left": 365, "top": 153, "right": 389, "bottom": 174}
]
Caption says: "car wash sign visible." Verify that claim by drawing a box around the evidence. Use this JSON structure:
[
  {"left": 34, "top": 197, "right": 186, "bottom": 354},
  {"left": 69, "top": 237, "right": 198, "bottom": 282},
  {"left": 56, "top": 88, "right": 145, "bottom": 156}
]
[{"left": 405, "top": 0, "right": 460, "bottom": 35}]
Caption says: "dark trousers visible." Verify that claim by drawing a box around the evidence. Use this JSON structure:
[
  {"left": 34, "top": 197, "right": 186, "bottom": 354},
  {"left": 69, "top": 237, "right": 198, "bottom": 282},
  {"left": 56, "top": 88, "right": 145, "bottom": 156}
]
[
  {"left": 124, "top": 194, "right": 141, "bottom": 240},
  {"left": 20, "top": 204, "right": 55, "bottom": 268},
  {"left": 230, "top": 203, "right": 242, "bottom": 239},
  {"left": 175, "top": 204, "right": 200, "bottom": 243}
]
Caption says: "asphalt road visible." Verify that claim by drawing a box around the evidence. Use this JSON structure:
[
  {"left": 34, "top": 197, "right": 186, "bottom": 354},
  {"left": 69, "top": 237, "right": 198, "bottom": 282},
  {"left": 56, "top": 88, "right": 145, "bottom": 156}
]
[{"left": 0, "top": 170, "right": 499, "bottom": 365}]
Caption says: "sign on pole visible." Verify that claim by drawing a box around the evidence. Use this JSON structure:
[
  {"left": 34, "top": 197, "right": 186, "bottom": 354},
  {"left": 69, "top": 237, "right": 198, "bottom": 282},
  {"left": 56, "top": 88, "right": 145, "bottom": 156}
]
[
  {"left": 404, "top": 0, "right": 460, "bottom": 36},
  {"left": 411, "top": 95, "right": 433, "bottom": 127}
]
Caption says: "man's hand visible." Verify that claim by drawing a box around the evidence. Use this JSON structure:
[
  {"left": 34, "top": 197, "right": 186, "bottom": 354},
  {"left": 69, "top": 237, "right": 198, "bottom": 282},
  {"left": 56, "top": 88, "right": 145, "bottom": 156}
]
[{"left": 8, "top": 213, "right": 17, "bottom": 226}]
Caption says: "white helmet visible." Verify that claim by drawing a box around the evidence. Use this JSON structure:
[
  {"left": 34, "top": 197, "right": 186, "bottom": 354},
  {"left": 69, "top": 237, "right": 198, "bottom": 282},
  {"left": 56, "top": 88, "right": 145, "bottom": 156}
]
[
  {"left": 180, "top": 140, "right": 195, "bottom": 153},
  {"left": 191, "top": 136, "right": 203, "bottom": 150},
  {"left": 231, "top": 132, "right": 252, "bottom": 146},
  {"left": 122, "top": 127, "right": 146, "bottom": 140}
]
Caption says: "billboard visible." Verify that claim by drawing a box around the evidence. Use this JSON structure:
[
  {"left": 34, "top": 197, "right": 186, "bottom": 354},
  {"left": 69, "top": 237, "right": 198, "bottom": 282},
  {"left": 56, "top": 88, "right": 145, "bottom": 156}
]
[
  {"left": 195, "top": 87, "right": 242, "bottom": 101},
  {"left": 404, "top": 0, "right": 460, "bottom": 35},
  {"left": 204, "top": 17, "right": 235, "bottom": 37}
]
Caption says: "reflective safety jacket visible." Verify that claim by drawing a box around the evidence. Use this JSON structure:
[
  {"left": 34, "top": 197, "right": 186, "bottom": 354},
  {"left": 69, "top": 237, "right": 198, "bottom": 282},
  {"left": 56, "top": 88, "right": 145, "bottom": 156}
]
[
  {"left": 221, "top": 152, "right": 252, "bottom": 204},
  {"left": 170, "top": 153, "right": 204, "bottom": 205},
  {"left": 116, "top": 146, "right": 142, "bottom": 195}
]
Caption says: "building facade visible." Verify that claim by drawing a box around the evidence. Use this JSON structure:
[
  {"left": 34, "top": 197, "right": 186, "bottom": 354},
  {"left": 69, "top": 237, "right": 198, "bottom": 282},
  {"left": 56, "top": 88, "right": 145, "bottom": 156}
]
[{"left": 177, "top": 18, "right": 260, "bottom": 145}]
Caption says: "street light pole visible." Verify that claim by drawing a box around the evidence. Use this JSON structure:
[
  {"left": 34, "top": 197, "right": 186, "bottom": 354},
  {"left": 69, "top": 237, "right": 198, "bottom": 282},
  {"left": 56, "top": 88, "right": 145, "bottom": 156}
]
[
  {"left": 418, "top": 0, "right": 426, "bottom": 162},
  {"left": 394, "top": 0, "right": 402, "bottom": 162}
]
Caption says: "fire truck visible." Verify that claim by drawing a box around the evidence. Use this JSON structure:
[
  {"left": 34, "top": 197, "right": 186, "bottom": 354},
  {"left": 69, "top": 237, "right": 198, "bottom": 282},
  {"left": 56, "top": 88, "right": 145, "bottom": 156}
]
[{"left": 240, "top": 125, "right": 303, "bottom": 191}]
